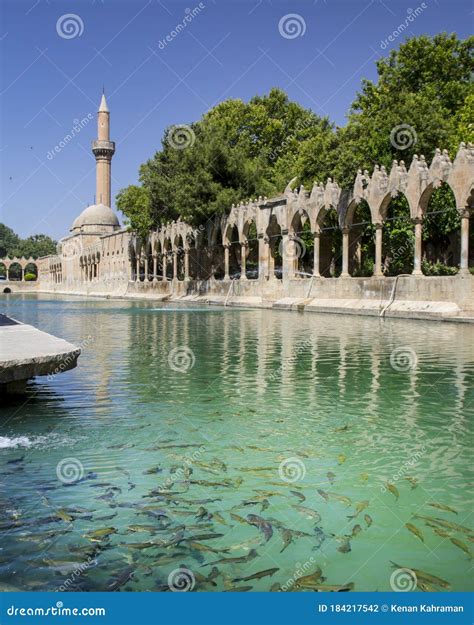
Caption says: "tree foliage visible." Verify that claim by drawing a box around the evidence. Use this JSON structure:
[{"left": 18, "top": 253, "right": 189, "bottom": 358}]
[{"left": 0, "top": 224, "right": 57, "bottom": 259}]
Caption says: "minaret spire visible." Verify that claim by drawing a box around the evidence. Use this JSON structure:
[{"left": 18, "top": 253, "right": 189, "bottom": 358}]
[{"left": 92, "top": 91, "right": 115, "bottom": 206}]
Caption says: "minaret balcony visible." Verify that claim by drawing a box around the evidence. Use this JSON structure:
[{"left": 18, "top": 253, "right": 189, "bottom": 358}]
[{"left": 92, "top": 140, "right": 115, "bottom": 158}]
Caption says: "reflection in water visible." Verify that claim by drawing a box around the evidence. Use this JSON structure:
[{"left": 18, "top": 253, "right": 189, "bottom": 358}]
[{"left": 0, "top": 294, "right": 473, "bottom": 592}]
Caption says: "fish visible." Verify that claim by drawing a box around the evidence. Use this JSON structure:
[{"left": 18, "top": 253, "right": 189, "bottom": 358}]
[
  {"left": 290, "top": 490, "right": 306, "bottom": 502},
  {"left": 413, "top": 516, "right": 472, "bottom": 535},
  {"left": 224, "top": 586, "right": 252, "bottom": 592},
  {"left": 338, "top": 539, "right": 352, "bottom": 553},
  {"left": 359, "top": 472, "right": 369, "bottom": 481},
  {"left": 56, "top": 509, "right": 73, "bottom": 522},
  {"left": 233, "top": 568, "right": 279, "bottom": 583},
  {"left": 390, "top": 562, "right": 450, "bottom": 589},
  {"left": 337, "top": 453, "right": 346, "bottom": 465},
  {"left": 433, "top": 528, "right": 450, "bottom": 538},
  {"left": 107, "top": 567, "right": 134, "bottom": 591},
  {"left": 404, "top": 476, "right": 418, "bottom": 489},
  {"left": 326, "top": 492, "right": 352, "bottom": 507},
  {"left": 7, "top": 457, "right": 24, "bottom": 464},
  {"left": 225, "top": 536, "right": 262, "bottom": 552},
  {"left": 364, "top": 514, "right": 373, "bottom": 527},
  {"left": 230, "top": 513, "right": 247, "bottom": 524},
  {"left": 347, "top": 500, "right": 369, "bottom": 519},
  {"left": 280, "top": 528, "right": 293, "bottom": 553},
  {"left": 335, "top": 425, "right": 349, "bottom": 432},
  {"left": 247, "top": 514, "right": 273, "bottom": 542},
  {"left": 450, "top": 537, "right": 471, "bottom": 558},
  {"left": 195, "top": 506, "right": 212, "bottom": 520},
  {"left": 205, "top": 549, "right": 258, "bottom": 566},
  {"left": 187, "top": 533, "right": 224, "bottom": 541},
  {"left": 312, "top": 526, "right": 326, "bottom": 550},
  {"left": 144, "top": 466, "right": 162, "bottom": 475},
  {"left": 84, "top": 527, "right": 117, "bottom": 542},
  {"left": 95, "top": 513, "right": 117, "bottom": 521},
  {"left": 127, "top": 525, "right": 158, "bottom": 534},
  {"left": 327, "top": 472, "right": 336, "bottom": 484},
  {"left": 405, "top": 523, "right": 424, "bottom": 543},
  {"left": 292, "top": 505, "right": 321, "bottom": 521},
  {"left": 386, "top": 483, "right": 399, "bottom": 500},
  {"left": 270, "top": 583, "right": 282, "bottom": 591},
  {"left": 212, "top": 512, "right": 228, "bottom": 526},
  {"left": 293, "top": 567, "right": 324, "bottom": 589},
  {"left": 351, "top": 524, "right": 362, "bottom": 537},
  {"left": 317, "top": 489, "right": 329, "bottom": 502},
  {"left": 260, "top": 499, "right": 270, "bottom": 512},
  {"left": 311, "top": 583, "right": 354, "bottom": 592},
  {"left": 428, "top": 502, "right": 457, "bottom": 515},
  {"left": 188, "top": 541, "right": 226, "bottom": 554},
  {"left": 417, "top": 579, "right": 438, "bottom": 592}
]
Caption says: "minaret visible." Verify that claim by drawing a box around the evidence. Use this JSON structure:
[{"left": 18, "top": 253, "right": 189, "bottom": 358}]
[{"left": 92, "top": 92, "right": 115, "bottom": 207}]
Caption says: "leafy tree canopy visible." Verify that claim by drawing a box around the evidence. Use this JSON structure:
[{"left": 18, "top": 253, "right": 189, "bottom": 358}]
[{"left": 0, "top": 224, "right": 57, "bottom": 259}]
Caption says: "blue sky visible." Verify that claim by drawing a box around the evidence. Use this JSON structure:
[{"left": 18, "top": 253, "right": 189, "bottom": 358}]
[{"left": 0, "top": 0, "right": 471, "bottom": 240}]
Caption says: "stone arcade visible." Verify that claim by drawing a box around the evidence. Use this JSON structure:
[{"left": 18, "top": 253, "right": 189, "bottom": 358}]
[{"left": 2, "top": 94, "right": 473, "bottom": 320}]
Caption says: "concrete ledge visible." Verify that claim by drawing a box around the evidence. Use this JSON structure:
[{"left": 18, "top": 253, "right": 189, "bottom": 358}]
[{"left": 0, "top": 319, "right": 80, "bottom": 388}]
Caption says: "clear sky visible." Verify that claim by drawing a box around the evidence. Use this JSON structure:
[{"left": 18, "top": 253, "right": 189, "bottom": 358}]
[{"left": 0, "top": 0, "right": 471, "bottom": 241}]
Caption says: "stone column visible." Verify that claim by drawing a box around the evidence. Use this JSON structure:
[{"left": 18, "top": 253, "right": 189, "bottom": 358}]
[
  {"left": 144, "top": 255, "right": 149, "bottom": 282},
  {"left": 172, "top": 251, "right": 178, "bottom": 281},
  {"left": 152, "top": 255, "right": 158, "bottom": 282},
  {"left": 224, "top": 244, "right": 230, "bottom": 280},
  {"left": 162, "top": 254, "right": 168, "bottom": 281},
  {"left": 412, "top": 218, "right": 423, "bottom": 276},
  {"left": 459, "top": 208, "right": 471, "bottom": 275},
  {"left": 341, "top": 227, "right": 350, "bottom": 277},
  {"left": 313, "top": 232, "right": 320, "bottom": 277},
  {"left": 184, "top": 249, "right": 190, "bottom": 281},
  {"left": 374, "top": 223, "right": 383, "bottom": 277},
  {"left": 20, "top": 267, "right": 24, "bottom": 282},
  {"left": 135, "top": 257, "right": 140, "bottom": 282},
  {"left": 240, "top": 243, "right": 248, "bottom": 279}
]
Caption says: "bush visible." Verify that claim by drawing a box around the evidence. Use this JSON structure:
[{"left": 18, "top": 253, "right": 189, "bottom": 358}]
[
  {"left": 421, "top": 260, "right": 458, "bottom": 276},
  {"left": 24, "top": 272, "right": 37, "bottom": 281}
]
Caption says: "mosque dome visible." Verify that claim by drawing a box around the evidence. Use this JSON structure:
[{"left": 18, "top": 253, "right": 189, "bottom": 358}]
[{"left": 71, "top": 203, "right": 120, "bottom": 231}]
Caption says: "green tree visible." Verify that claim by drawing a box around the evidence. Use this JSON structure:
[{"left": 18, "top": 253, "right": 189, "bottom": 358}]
[{"left": 0, "top": 224, "right": 56, "bottom": 259}]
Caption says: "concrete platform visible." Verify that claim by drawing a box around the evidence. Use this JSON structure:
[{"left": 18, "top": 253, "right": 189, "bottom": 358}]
[{"left": 0, "top": 316, "right": 80, "bottom": 392}]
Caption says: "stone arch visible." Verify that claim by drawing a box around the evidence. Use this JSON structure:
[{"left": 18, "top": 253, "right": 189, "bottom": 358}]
[
  {"left": 0, "top": 261, "right": 7, "bottom": 280},
  {"left": 317, "top": 207, "right": 342, "bottom": 277},
  {"left": 173, "top": 234, "right": 185, "bottom": 281},
  {"left": 382, "top": 193, "right": 413, "bottom": 275},
  {"left": 346, "top": 199, "right": 375, "bottom": 277},
  {"left": 224, "top": 223, "right": 240, "bottom": 278},
  {"left": 242, "top": 219, "right": 259, "bottom": 279},
  {"left": 8, "top": 261, "right": 22, "bottom": 281},
  {"left": 163, "top": 238, "right": 173, "bottom": 280},
  {"left": 422, "top": 182, "right": 463, "bottom": 273},
  {"left": 24, "top": 262, "right": 38, "bottom": 281},
  {"left": 266, "top": 214, "right": 283, "bottom": 279},
  {"left": 290, "top": 209, "right": 313, "bottom": 276},
  {"left": 3, "top": 287, "right": 11, "bottom": 293}
]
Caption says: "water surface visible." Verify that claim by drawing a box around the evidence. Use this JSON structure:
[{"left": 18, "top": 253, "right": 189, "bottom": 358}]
[{"left": 0, "top": 294, "right": 472, "bottom": 592}]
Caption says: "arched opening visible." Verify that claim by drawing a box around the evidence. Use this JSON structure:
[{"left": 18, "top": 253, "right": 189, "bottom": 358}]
[
  {"left": 266, "top": 215, "right": 283, "bottom": 280},
  {"left": 382, "top": 194, "right": 413, "bottom": 275},
  {"left": 3, "top": 287, "right": 11, "bottom": 294},
  {"left": 129, "top": 247, "right": 137, "bottom": 281},
  {"left": 348, "top": 200, "right": 375, "bottom": 277},
  {"left": 24, "top": 262, "right": 38, "bottom": 281},
  {"left": 319, "top": 209, "right": 342, "bottom": 277},
  {"left": 211, "top": 224, "right": 224, "bottom": 280},
  {"left": 163, "top": 239, "right": 173, "bottom": 280},
  {"left": 146, "top": 241, "right": 153, "bottom": 281},
  {"left": 290, "top": 210, "right": 313, "bottom": 277},
  {"left": 243, "top": 220, "right": 259, "bottom": 279},
  {"left": 422, "top": 183, "right": 461, "bottom": 275},
  {"left": 0, "top": 262, "right": 7, "bottom": 280},
  {"left": 174, "top": 235, "right": 185, "bottom": 281},
  {"left": 155, "top": 240, "right": 163, "bottom": 281},
  {"left": 8, "top": 262, "right": 22, "bottom": 281},
  {"left": 225, "top": 224, "right": 240, "bottom": 279}
]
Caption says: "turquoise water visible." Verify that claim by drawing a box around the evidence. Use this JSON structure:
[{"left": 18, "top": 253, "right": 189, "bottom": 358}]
[{"left": 0, "top": 294, "right": 473, "bottom": 592}]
